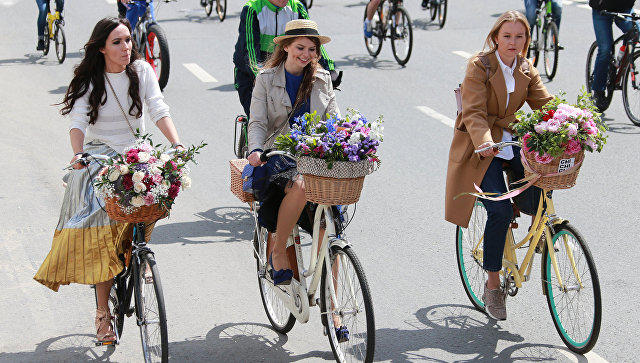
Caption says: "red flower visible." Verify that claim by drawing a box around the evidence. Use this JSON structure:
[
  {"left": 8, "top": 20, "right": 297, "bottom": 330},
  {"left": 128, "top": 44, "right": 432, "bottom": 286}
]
[
  {"left": 126, "top": 149, "right": 139, "bottom": 163},
  {"left": 547, "top": 109, "right": 555, "bottom": 117},
  {"left": 542, "top": 114, "right": 550, "bottom": 121},
  {"left": 168, "top": 184, "right": 180, "bottom": 199},
  {"left": 164, "top": 160, "right": 177, "bottom": 171},
  {"left": 122, "top": 174, "right": 133, "bottom": 190}
]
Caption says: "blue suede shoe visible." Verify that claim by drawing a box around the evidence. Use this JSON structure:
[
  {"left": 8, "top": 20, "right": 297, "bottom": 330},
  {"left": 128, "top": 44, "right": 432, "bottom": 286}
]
[
  {"left": 335, "top": 325, "right": 350, "bottom": 343},
  {"left": 269, "top": 255, "right": 293, "bottom": 286}
]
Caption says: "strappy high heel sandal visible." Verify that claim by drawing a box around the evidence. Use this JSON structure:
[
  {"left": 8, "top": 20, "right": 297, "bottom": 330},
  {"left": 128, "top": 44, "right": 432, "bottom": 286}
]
[{"left": 95, "top": 306, "right": 116, "bottom": 344}]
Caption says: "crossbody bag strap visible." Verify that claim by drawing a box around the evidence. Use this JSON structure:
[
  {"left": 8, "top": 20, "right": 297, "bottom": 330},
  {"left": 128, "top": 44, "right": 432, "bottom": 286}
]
[{"left": 105, "top": 74, "right": 137, "bottom": 137}]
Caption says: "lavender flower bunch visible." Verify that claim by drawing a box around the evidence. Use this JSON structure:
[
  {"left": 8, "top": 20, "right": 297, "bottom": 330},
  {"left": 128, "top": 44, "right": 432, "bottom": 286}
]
[{"left": 275, "top": 108, "right": 384, "bottom": 169}]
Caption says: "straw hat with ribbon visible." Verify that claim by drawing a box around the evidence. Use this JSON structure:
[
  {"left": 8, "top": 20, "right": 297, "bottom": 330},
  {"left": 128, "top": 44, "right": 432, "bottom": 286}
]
[{"left": 273, "top": 19, "right": 331, "bottom": 45}]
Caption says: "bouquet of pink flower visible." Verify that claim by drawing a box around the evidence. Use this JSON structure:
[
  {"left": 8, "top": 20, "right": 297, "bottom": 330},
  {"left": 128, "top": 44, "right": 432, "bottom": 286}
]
[
  {"left": 94, "top": 133, "right": 206, "bottom": 215},
  {"left": 512, "top": 89, "right": 607, "bottom": 164}
]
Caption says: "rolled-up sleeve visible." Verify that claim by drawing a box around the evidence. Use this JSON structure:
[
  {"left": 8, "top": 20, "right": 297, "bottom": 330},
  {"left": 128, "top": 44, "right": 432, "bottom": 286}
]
[{"left": 140, "top": 61, "right": 170, "bottom": 123}]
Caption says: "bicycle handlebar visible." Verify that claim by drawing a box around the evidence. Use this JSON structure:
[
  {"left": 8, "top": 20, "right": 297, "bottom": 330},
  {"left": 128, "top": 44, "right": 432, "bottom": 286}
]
[
  {"left": 259, "top": 149, "right": 296, "bottom": 162},
  {"left": 64, "top": 148, "right": 177, "bottom": 170},
  {"left": 600, "top": 10, "right": 640, "bottom": 21},
  {"left": 474, "top": 141, "right": 522, "bottom": 154}
]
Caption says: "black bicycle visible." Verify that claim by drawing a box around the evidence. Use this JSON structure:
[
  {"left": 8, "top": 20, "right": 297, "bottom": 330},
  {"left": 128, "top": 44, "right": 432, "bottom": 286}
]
[
  {"left": 423, "top": 0, "right": 447, "bottom": 29},
  {"left": 131, "top": 0, "right": 172, "bottom": 91},
  {"left": 234, "top": 114, "right": 249, "bottom": 159},
  {"left": 528, "top": 0, "right": 560, "bottom": 80},
  {"left": 364, "top": 0, "right": 413, "bottom": 65},
  {"left": 586, "top": 10, "right": 640, "bottom": 125},
  {"left": 201, "top": 0, "right": 226, "bottom": 21}
]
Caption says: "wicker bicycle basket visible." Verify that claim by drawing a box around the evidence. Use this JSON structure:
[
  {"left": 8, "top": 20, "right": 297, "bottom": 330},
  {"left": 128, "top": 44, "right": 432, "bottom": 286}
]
[
  {"left": 522, "top": 150, "right": 585, "bottom": 190},
  {"left": 229, "top": 159, "right": 255, "bottom": 203},
  {"left": 296, "top": 157, "right": 375, "bottom": 205},
  {"left": 104, "top": 197, "right": 168, "bottom": 223}
]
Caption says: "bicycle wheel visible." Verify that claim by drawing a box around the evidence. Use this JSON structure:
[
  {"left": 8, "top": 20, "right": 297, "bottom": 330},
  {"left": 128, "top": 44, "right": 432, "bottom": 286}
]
[
  {"left": 542, "top": 223, "right": 601, "bottom": 354},
  {"left": 543, "top": 21, "right": 558, "bottom": 80},
  {"left": 364, "top": 4, "right": 383, "bottom": 57},
  {"left": 204, "top": 0, "right": 213, "bottom": 16},
  {"left": 429, "top": 0, "right": 437, "bottom": 20},
  {"left": 43, "top": 23, "right": 50, "bottom": 56},
  {"left": 456, "top": 200, "right": 487, "bottom": 311},
  {"left": 436, "top": 0, "right": 447, "bottom": 28},
  {"left": 54, "top": 23, "right": 66, "bottom": 64},
  {"left": 585, "top": 41, "right": 614, "bottom": 111},
  {"left": 136, "top": 254, "right": 169, "bottom": 363},
  {"left": 256, "top": 226, "right": 296, "bottom": 333},
  {"left": 307, "top": 0, "right": 313, "bottom": 8},
  {"left": 321, "top": 245, "right": 375, "bottom": 363},
  {"left": 390, "top": 7, "right": 413, "bottom": 65},
  {"left": 529, "top": 20, "right": 540, "bottom": 67},
  {"left": 145, "top": 24, "right": 170, "bottom": 91},
  {"left": 216, "top": 0, "right": 226, "bottom": 22},
  {"left": 622, "top": 51, "right": 640, "bottom": 126}
]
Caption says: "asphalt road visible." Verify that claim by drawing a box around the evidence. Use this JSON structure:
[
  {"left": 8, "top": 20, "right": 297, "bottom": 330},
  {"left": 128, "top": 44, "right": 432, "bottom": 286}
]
[{"left": 1, "top": 0, "right": 639, "bottom": 362}]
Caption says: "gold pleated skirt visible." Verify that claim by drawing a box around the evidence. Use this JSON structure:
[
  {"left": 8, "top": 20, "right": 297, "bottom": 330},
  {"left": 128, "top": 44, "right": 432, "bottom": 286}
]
[{"left": 34, "top": 141, "right": 154, "bottom": 292}]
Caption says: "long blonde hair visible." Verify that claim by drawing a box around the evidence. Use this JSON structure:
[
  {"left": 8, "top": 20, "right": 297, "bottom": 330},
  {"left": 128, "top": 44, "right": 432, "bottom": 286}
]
[
  {"left": 263, "top": 36, "right": 321, "bottom": 113},
  {"left": 483, "top": 10, "right": 531, "bottom": 59}
]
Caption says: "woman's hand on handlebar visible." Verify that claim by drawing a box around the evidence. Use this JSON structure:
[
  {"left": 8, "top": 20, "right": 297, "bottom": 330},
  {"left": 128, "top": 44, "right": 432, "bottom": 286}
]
[
  {"left": 248, "top": 151, "right": 265, "bottom": 167},
  {"left": 70, "top": 153, "right": 86, "bottom": 170},
  {"left": 477, "top": 142, "right": 499, "bottom": 158}
]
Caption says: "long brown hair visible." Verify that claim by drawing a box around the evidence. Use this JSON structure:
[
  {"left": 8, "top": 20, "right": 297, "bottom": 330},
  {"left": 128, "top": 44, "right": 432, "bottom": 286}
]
[
  {"left": 60, "top": 17, "right": 142, "bottom": 124},
  {"left": 483, "top": 10, "right": 531, "bottom": 59},
  {"left": 263, "top": 36, "right": 322, "bottom": 113}
]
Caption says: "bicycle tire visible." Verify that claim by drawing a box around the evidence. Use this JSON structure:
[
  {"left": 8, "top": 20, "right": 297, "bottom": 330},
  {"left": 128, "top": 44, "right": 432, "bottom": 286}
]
[
  {"left": 585, "top": 41, "right": 614, "bottom": 111},
  {"left": 390, "top": 7, "right": 413, "bottom": 66},
  {"left": 238, "top": 127, "right": 248, "bottom": 159},
  {"left": 256, "top": 226, "right": 296, "bottom": 334},
  {"left": 429, "top": 0, "right": 437, "bottom": 20},
  {"left": 307, "top": 0, "right": 313, "bottom": 9},
  {"left": 136, "top": 254, "right": 169, "bottom": 363},
  {"left": 436, "top": 0, "right": 447, "bottom": 28},
  {"left": 54, "top": 23, "right": 66, "bottom": 64},
  {"left": 216, "top": 0, "right": 226, "bottom": 22},
  {"left": 456, "top": 200, "right": 487, "bottom": 311},
  {"left": 145, "top": 24, "right": 170, "bottom": 91},
  {"left": 43, "top": 23, "right": 51, "bottom": 56},
  {"left": 622, "top": 51, "right": 640, "bottom": 126},
  {"left": 364, "top": 3, "right": 383, "bottom": 57},
  {"left": 529, "top": 19, "right": 540, "bottom": 67},
  {"left": 204, "top": 0, "right": 213, "bottom": 16},
  {"left": 320, "top": 245, "right": 375, "bottom": 363},
  {"left": 542, "top": 223, "right": 602, "bottom": 354},
  {"left": 543, "top": 21, "right": 558, "bottom": 80}
]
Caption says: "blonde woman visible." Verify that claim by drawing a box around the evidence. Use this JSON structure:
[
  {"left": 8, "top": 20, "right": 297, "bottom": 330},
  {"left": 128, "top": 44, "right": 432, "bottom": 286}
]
[{"left": 445, "top": 11, "right": 553, "bottom": 320}]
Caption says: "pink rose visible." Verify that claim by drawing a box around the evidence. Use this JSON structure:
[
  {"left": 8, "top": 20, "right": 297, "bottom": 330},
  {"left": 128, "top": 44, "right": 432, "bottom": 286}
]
[
  {"left": 585, "top": 138, "right": 597, "bottom": 150},
  {"left": 547, "top": 120, "right": 561, "bottom": 133},
  {"left": 126, "top": 149, "right": 139, "bottom": 164},
  {"left": 565, "top": 139, "right": 582, "bottom": 155},
  {"left": 143, "top": 192, "right": 155, "bottom": 206},
  {"left": 522, "top": 133, "right": 532, "bottom": 152},
  {"left": 534, "top": 151, "right": 554, "bottom": 164},
  {"left": 151, "top": 174, "right": 163, "bottom": 185},
  {"left": 586, "top": 126, "right": 598, "bottom": 135},
  {"left": 534, "top": 121, "right": 548, "bottom": 134},
  {"left": 138, "top": 143, "right": 153, "bottom": 153},
  {"left": 567, "top": 123, "right": 578, "bottom": 136}
]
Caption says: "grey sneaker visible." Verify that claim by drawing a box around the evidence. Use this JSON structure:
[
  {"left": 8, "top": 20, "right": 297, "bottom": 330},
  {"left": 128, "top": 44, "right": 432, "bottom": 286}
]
[{"left": 482, "top": 283, "right": 507, "bottom": 320}]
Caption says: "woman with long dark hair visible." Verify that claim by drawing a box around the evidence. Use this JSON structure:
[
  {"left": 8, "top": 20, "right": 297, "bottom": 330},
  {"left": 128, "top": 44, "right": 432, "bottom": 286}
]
[{"left": 34, "top": 17, "right": 183, "bottom": 343}]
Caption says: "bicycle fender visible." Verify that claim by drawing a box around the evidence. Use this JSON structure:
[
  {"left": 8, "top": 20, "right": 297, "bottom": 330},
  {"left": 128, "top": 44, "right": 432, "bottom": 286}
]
[{"left": 329, "top": 238, "right": 349, "bottom": 250}]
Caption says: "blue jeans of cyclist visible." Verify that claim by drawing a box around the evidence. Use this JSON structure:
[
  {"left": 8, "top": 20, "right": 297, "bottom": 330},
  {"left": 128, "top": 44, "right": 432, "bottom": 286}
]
[
  {"left": 524, "top": 0, "right": 562, "bottom": 31},
  {"left": 125, "top": 1, "right": 153, "bottom": 32},
  {"left": 479, "top": 147, "right": 541, "bottom": 272},
  {"left": 36, "top": 0, "right": 64, "bottom": 38},
  {"left": 591, "top": 8, "right": 635, "bottom": 92}
]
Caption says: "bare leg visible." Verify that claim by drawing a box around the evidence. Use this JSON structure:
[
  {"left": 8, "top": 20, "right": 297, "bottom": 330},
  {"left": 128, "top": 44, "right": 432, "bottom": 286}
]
[
  {"left": 95, "top": 280, "right": 116, "bottom": 341},
  {"left": 487, "top": 271, "right": 500, "bottom": 290},
  {"left": 271, "top": 177, "right": 306, "bottom": 270}
]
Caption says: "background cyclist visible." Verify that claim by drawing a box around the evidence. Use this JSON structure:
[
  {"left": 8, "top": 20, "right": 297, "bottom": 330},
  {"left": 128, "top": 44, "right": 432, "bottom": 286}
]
[
  {"left": 36, "top": 0, "right": 64, "bottom": 51},
  {"left": 364, "top": 0, "right": 403, "bottom": 38},
  {"left": 524, "top": 0, "right": 562, "bottom": 32},
  {"left": 589, "top": 0, "right": 636, "bottom": 111},
  {"left": 233, "top": 0, "right": 339, "bottom": 118}
]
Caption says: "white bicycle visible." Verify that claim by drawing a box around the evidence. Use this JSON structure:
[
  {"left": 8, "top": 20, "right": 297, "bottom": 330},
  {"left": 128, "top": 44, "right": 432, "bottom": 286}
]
[{"left": 251, "top": 150, "right": 375, "bottom": 363}]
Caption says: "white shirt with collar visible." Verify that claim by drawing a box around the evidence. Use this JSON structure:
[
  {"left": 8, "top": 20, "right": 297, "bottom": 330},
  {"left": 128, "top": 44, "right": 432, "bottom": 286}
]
[{"left": 495, "top": 54, "right": 517, "bottom": 160}]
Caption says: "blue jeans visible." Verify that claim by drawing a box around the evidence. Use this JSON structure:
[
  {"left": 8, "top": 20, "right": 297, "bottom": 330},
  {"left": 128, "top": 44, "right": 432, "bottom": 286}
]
[
  {"left": 125, "top": 1, "right": 153, "bottom": 32},
  {"left": 591, "top": 8, "right": 635, "bottom": 92},
  {"left": 524, "top": 0, "right": 562, "bottom": 31},
  {"left": 479, "top": 150, "right": 541, "bottom": 272},
  {"left": 36, "top": 0, "right": 64, "bottom": 37}
]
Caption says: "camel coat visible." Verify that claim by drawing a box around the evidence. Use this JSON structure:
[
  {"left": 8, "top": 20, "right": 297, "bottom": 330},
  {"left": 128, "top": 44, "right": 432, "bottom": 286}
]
[
  {"left": 445, "top": 52, "right": 553, "bottom": 228},
  {"left": 248, "top": 63, "right": 340, "bottom": 152}
]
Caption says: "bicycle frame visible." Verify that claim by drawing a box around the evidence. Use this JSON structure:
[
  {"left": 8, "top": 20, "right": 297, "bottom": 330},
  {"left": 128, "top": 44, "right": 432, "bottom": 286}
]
[
  {"left": 253, "top": 203, "right": 346, "bottom": 323},
  {"left": 131, "top": 1, "right": 156, "bottom": 51},
  {"left": 612, "top": 25, "right": 640, "bottom": 89},
  {"left": 46, "top": 11, "right": 62, "bottom": 39}
]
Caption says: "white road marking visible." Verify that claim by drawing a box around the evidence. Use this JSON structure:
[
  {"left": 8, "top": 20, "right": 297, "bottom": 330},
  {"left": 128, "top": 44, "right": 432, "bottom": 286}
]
[
  {"left": 105, "top": 0, "right": 117, "bottom": 4},
  {"left": 0, "top": 0, "right": 18, "bottom": 6},
  {"left": 559, "top": 348, "right": 609, "bottom": 362},
  {"left": 416, "top": 106, "right": 455, "bottom": 128},
  {"left": 453, "top": 50, "right": 472, "bottom": 59},
  {"left": 183, "top": 63, "right": 218, "bottom": 83},
  {"left": 577, "top": 4, "right": 591, "bottom": 9}
]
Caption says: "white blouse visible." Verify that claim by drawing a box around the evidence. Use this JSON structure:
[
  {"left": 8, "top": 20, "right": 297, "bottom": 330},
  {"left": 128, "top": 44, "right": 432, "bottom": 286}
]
[{"left": 495, "top": 54, "right": 516, "bottom": 160}]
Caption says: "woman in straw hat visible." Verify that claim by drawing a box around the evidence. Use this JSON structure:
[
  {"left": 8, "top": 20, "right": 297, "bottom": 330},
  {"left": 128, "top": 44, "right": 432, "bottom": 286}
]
[{"left": 247, "top": 18, "right": 340, "bottom": 283}]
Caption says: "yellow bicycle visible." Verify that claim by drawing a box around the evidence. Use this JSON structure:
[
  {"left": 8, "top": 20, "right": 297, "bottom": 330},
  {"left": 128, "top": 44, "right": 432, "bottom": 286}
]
[
  {"left": 42, "top": 9, "right": 66, "bottom": 63},
  {"left": 456, "top": 141, "right": 602, "bottom": 354}
]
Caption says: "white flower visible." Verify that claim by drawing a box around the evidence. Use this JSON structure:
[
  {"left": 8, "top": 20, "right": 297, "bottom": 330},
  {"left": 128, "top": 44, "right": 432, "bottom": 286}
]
[
  {"left": 132, "top": 171, "right": 146, "bottom": 183},
  {"left": 162, "top": 180, "right": 171, "bottom": 188},
  {"left": 151, "top": 165, "right": 162, "bottom": 174},
  {"left": 130, "top": 196, "right": 145, "bottom": 207},
  {"left": 134, "top": 182, "right": 147, "bottom": 193},
  {"left": 181, "top": 175, "right": 192, "bottom": 189},
  {"left": 369, "top": 123, "right": 384, "bottom": 141},
  {"left": 108, "top": 168, "right": 121, "bottom": 182},
  {"left": 119, "top": 164, "right": 129, "bottom": 174},
  {"left": 348, "top": 132, "right": 364, "bottom": 145},
  {"left": 138, "top": 152, "right": 151, "bottom": 163},
  {"left": 160, "top": 154, "right": 170, "bottom": 162}
]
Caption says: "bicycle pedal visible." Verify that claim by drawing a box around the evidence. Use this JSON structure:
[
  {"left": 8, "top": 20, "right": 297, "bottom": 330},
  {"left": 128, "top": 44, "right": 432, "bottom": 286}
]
[{"left": 95, "top": 340, "right": 118, "bottom": 347}]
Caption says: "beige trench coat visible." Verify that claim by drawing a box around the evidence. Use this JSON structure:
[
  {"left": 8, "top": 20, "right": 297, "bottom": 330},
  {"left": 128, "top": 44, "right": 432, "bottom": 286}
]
[
  {"left": 248, "top": 63, "right": 340, "bottom": 152},
  {"left": 445, "top": 52, "right": 553, "bottom": 228}
]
